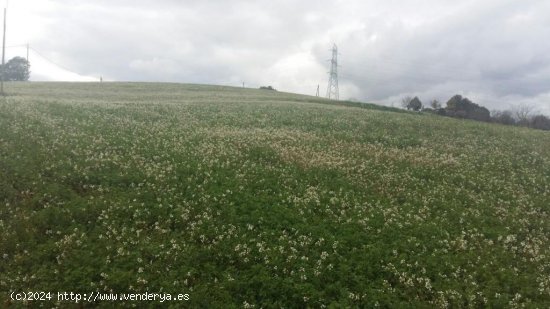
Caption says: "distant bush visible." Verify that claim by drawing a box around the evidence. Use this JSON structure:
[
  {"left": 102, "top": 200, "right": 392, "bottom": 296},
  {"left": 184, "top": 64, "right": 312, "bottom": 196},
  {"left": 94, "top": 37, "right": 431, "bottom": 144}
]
[
  {"left": 529, "top": 114, "right": 550, "bottom": 131},
  {"left": 445, "top": 95, "right": 491, "bottom": 122},
  {"left": 407, "top": 97, "right": 423, "bottom": 111},
  {"left": 401, "top": 96, "right": 413, "bottom": 109},
  {"left": 491, "top": 110, "right": 516, "bottom": 126},
  {"left": 259, "top": 86, "right": 277, "bottom": 91},
  {"left": 2, "top": 56, "right": 30, "bottom": 81},
  {"left": 513, "top": 104, "right": 534, "bottom": 126},
  {"left": 430, "top": 99, "right": 442, "bottom": 109},
  {"left": 434, "top": 108, "right": 447, "bottom": 116},
  {"left": 400, "top": 96, "right": 423, "bottom": 111},
  {"left": 489, "top": 107, "right": 549, "bottom": 131},
  {"left": 413, "top": 93, "right": 549, "bottom": 131}
]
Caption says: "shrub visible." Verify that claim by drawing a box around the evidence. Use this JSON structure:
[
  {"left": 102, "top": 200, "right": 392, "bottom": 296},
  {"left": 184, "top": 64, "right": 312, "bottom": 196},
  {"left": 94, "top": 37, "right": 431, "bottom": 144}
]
[
  {"left": 445, "top": 95, "right": 490, "bottom": 122},
  {"left": 407, "top": 97, "right": 423, "bottom": 111},
  {"left": 529, "top": 114, "right": 550, "bottom": 130},
  {"left": 491, "top": 110, "right": 516, "bottom": 126}
]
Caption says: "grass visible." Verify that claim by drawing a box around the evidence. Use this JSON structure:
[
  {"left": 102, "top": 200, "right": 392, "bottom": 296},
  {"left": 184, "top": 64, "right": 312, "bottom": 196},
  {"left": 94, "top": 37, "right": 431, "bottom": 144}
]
[{"left": 1, "top": 82, "right": 549, "bottom": 308}]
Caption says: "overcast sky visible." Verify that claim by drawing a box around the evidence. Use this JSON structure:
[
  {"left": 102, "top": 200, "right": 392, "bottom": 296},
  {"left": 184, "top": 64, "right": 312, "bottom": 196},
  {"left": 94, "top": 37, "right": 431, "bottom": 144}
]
[{"left": 5, "top": 0, "right": 550, "bottom": 114}]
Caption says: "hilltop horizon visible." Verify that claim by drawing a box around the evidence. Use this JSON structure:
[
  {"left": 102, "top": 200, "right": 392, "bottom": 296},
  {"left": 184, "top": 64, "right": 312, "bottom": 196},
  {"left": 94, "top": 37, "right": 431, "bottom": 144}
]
[{"left": 3, "top": 1, "right": 549, "bottom": 115}]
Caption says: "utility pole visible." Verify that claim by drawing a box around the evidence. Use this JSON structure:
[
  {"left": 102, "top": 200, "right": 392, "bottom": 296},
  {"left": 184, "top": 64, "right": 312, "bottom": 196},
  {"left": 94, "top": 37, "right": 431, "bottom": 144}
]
[
  {"left": 1, "top": 7, "right": 6, "bottom": 95},
  {"left": 326, "top": 44, "right": 339, "bottom": 100},
  {"left": 26, "top": 43, "right": 28, "bottom": 62},
  {"left": 0, "top": 8, "right": 6, "bottom": 95},
  {"left": 316, "top": 84, "right": 319, "bottom": 97}
]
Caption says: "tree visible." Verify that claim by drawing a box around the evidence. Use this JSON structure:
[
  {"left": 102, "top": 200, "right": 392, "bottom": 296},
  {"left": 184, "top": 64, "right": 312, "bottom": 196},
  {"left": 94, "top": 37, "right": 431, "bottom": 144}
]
[
  {"left": 469, "top": 105, "right": 491, "bottom": 122},
  {"left": 430, "top": 99, "right": 441, "bottom": 109},
  {"left": 2, "top": 56, "right": 30, "bottom": 81},
  {"left": 491, "top": 110, "right": 516, "bottom": 125},
  {"left": 445, "top": 94, "right": 490, "bottom": 122},
  {"left": 513, "top": 104, "right": 534, "bottom": 126},
  {"left": 529, "top": 114, "right": 550, "bottom": 131},
  {"left": 401, "top": 96, "right": 413, "bottom": 109},
  {"left": 259, "top": 85, "right": 276, "bottom": 91},
  {"left": 408, "top": 97, "right": 423, "bottom": 111}
]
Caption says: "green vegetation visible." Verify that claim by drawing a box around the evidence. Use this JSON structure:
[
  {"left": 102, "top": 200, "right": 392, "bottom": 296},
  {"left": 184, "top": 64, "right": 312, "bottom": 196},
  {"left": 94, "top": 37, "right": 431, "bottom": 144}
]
[
  {"left": 1, "top": 57, "right": 31, "bottom": 82},
  {"left": 1, "top": 82, "right": 549, "bottom": 307}
]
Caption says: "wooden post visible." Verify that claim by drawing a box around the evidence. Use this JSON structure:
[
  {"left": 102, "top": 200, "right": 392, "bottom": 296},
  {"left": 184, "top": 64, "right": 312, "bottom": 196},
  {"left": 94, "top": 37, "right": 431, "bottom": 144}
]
[{"left": 1, "top": 8, "right": 6, "bottom": 95}]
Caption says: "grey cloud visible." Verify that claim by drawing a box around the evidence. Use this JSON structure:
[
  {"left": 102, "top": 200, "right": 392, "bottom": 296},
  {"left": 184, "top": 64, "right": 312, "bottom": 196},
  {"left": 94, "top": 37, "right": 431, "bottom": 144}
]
[{"left": 14, "top": 0, "right": 550, "bottom": 114}]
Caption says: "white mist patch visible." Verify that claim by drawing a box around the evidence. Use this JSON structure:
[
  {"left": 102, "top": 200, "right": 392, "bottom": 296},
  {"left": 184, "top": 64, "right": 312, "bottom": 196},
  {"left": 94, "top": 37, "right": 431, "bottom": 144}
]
[{"left": 26, "top": 50, "right": 98, "bottom": 82}]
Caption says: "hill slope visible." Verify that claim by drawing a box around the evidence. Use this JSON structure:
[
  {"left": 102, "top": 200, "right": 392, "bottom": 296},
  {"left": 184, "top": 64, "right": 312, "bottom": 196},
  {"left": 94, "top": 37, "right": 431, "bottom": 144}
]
[{"left": 1, "top": 82, "right": 549, "bottom": 307}]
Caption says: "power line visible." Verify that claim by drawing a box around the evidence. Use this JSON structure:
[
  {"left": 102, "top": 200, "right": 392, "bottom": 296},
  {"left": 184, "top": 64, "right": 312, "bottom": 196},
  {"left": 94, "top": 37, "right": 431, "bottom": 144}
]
[
  {"left": 28, "top": 46, "right": 82, "bottom": 75},
  {"left": 5, "top": 43, "right": 94, "bottom": 80},
  {"left": 5, "top": 43, "right": 84, "bottom": 76},
  {"left": 5, "top": 44, "right": 25, "bottom": 48}
]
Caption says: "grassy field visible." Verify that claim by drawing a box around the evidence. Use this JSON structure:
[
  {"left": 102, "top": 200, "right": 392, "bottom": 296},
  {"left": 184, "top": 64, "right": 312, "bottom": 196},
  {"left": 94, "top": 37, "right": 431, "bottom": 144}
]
[{"left": 1, "top": 82, "right": 549, "bottom": 308}]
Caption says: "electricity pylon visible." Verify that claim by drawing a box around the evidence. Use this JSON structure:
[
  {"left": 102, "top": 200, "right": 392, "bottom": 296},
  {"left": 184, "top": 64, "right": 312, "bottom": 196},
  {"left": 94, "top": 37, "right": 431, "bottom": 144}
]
[{"left": 326, "top": 44, "right": 339, "bottom": 100}]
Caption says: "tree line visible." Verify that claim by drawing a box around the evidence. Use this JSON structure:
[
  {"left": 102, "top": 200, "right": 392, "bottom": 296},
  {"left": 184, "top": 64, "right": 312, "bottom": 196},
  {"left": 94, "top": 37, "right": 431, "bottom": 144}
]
[
  {"left": 1, "top": 56, "right": 30, "bottom": 81},
  {"left": 401, "top": 95, "right": 550, "bottom": 131}
]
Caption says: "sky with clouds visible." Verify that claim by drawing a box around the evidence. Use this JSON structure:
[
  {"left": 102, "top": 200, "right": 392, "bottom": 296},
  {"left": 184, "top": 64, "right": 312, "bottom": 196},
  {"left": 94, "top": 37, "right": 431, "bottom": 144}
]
[{"left": 4, "top": 0, "right": 550, "bottom": 114}]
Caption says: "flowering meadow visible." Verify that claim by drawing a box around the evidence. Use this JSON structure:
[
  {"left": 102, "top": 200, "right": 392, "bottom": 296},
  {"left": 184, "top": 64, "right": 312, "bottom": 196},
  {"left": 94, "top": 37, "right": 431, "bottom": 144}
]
[{"left": 1, "top": 82, "right": 549, "bottom": 307}]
